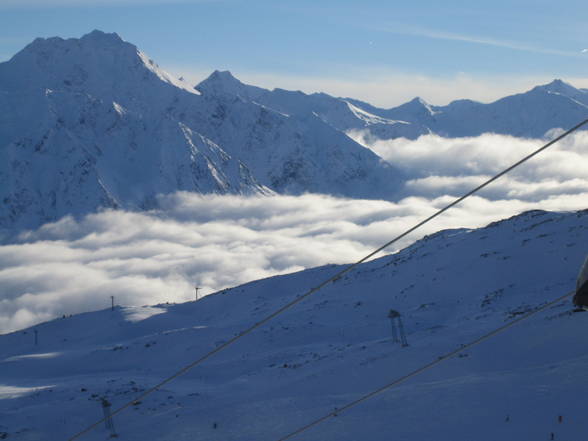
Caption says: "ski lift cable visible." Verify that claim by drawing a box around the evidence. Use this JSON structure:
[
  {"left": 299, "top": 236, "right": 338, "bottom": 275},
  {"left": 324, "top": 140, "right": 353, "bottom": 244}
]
[
  {"left": 66, "top": 119, "right": 588, "bottom": 441},
  {"left": 275, "top": 289, "right": 576, "bottom": 441}
]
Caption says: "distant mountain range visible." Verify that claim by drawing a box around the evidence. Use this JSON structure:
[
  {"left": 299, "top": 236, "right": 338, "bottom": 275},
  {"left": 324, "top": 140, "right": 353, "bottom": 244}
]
[
  {"left": 1, "top": 30, "right": 587, "bottom": 231},
  {"left": 198, "top": 70, "right": 588, "bottom": 140}
]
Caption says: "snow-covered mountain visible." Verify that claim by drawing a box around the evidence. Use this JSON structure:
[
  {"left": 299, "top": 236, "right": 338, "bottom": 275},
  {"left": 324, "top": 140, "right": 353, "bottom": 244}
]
[
  {"left": 346, "top": 79, "right": 588, "bottom": 139},
  {"left": 1, "top": 208, "right": 586, "bottom": 440},
  {"left": 197, "top": 72, "right": 588, "bottom": 141},
  {"left": 0, "top": 31, "right": 403, "bottom": 231},
  {"left": 0, "top": 31, "right": 267, "bottom": 230},
  {"left": 2, "top": 30, "right": 587, "bottom": 232},
  {"left": 196, "top": 70, "right": 430, "bottom": 140}
]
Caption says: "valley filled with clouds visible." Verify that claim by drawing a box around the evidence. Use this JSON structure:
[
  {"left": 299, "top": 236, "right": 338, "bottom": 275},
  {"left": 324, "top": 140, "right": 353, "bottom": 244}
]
[
  {"left": 351, "top": 130, "right": 588, "bottom": 200},
  {"left": 1, "top": 131, "right": 587, "bottom": 333}
]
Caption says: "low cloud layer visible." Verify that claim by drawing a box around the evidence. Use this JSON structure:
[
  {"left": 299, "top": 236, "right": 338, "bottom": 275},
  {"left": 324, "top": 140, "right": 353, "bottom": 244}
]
[
  {"left": 1, "top": 131, "right": 587, "bottom": 333},
  {"left": 350, "top": 130, "right": 588, "bottom": 201}
]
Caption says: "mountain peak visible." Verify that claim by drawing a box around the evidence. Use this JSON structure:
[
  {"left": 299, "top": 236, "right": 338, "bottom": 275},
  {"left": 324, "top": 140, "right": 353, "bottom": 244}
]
[
  {"left": 196, "top": 70, "right": 267, "bottom": 100},
  {"left": 408, "top": 97, "right": 429, "bottom": 107},
  {"left": 210, "top": 69, "right": 238, "bottom": 81},
  {"left": 535, "top": 78, "right": 579, "bottom": 95},
  {"left": 198, "top": 70, "right": 244, "bottom": 89},
  {"left": 19, "top": 29, "right": 127, "bottom": 57},
  {"left": 80, "top": 29, "right": 124, "bottom": 45},
  {"left": 529, "top": 79, "right": 588, "bottom": 108},
  {"left": 10, "top": 29, "right": 137, "bottom": 70},
  {"left": 393, "top": 96, "right": 437, "bottom": 117},
  {"left": 0, "top": 30, "right": 198, "bottom": 106}
]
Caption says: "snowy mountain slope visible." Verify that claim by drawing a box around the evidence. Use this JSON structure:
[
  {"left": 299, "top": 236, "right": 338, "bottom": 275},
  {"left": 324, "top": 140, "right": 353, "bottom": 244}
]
[
  {"left": 199, "top": 72, "right": 588, "bottom": 141},
  {"left": 182, "top": 93, "right": 406, "bottom": 198},
  {"left": 196, "top": 71, "right": 430, "bottom": 140},
  {"left": 0, "top": 31, "right": 271, "bottom": 230},
  {"left": 353, "top": 96, "right": 439, "bottom": 130},
  {"left": 0, "top": 31, "right": 406, "bottom": 231},
  {"left": 536, "top": 79, "right": 588, "bottom": 107},
  {"left": 0, "top": 86, "right": 273, "bottom": 230},
  {"left": 172, "top": 85, "right": 406, "bottom": 199},
  {"left": 1, "top": 208, "right": 587, "bottom": 440},
  {"left": 425, "top": 80, "right": 588, "bottom": 138}
]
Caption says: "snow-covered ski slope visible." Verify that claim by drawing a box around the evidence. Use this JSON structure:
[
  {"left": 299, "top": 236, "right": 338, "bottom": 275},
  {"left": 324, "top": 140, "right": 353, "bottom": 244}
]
[{"left": 1, "top": 208, "right": 587, "bottom": 440}]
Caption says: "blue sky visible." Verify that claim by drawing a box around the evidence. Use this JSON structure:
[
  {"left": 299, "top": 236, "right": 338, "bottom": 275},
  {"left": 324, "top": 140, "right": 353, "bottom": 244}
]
[{"left": 1, "top": 0, "right": 587, "bottom": 106}]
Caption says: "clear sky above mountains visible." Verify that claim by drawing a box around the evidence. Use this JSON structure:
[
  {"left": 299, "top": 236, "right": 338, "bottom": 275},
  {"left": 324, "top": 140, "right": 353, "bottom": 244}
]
[{"left": 0, "top": 0, "right": 587, "bottom": 106}]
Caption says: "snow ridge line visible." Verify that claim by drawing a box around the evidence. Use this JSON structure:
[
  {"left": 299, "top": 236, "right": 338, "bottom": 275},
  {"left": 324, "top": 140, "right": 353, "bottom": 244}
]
[
  {"left": 275, "top": 289, "right": 576, "bottom": 441},
  {"left": 66, "top": 118, "right": 588, "bottom": 440}
]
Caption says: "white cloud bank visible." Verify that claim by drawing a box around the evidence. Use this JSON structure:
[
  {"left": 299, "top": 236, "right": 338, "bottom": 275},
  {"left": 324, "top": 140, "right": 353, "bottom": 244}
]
[
  {"left": 1, "top": 132, "right": 587, "bottom": 333},
  {"left": 350, "top": 130, "right": 588, "bottom": 200}
]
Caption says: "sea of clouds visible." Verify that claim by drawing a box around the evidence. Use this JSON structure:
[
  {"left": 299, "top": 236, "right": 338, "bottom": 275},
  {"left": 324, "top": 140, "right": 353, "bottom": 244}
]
[{"left": 1, "top": 131, "right": 587, "bottom": 333}]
